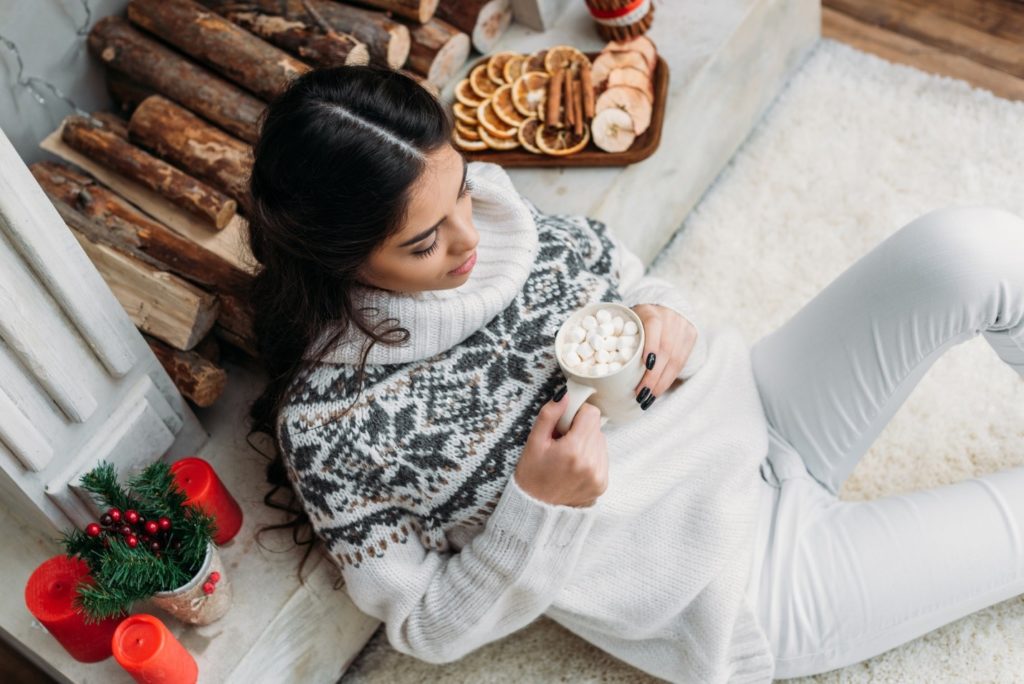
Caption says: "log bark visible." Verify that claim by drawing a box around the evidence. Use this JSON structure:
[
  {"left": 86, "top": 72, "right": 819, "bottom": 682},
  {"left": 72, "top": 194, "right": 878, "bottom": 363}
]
[
  {"left": 396, "top": 15, "right": 470, "bottom": 89},
  {"left": 90, "top": 111, "right": 130, "bottom": 139},
  {"left": 30, "top": 160, "right": 252, "bottom": 297},
  {"left": 348, "top": 0, "right": 438, "bottom": 24},
  {"left": 144, "top": 332, "right": 227, "bottom": 406},
  {"left": 62, "top": 114, "right": 237, "bottom": 229},
  {"left": 126, "top": 0, "right": 310, "bottom": 101},
  {"left": 106, "top": 70, "right": 156, "bottom": 117},
  {"left": 213, "top": 290, "right": 258, "bottom": 359},
  {"left": 435, "top": 0, "right": 512, "bottom": 54},
  {"left": 197, "top": 0, "right": 410, "bottom": 69},
  {"left": 129, "top": 95, "right": 254, "bottom": 216},
  {"left": 223, "top": 11, "right": 370, "bottom": 67},
  {"left": 69, "top": 228, "right": 220, "bottom": 352},
  {"left": 90, "top": 15, "right": 264, "bottom": 143}
]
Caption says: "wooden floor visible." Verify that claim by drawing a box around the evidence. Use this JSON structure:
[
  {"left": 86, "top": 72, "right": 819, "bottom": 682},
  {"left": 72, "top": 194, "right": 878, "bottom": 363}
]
[
  {"left": 823, "top": 0, "right": 1024, "bottom": 100},
  {"left": 5, "top": 2, "right": 1024, "bottom": 682}
]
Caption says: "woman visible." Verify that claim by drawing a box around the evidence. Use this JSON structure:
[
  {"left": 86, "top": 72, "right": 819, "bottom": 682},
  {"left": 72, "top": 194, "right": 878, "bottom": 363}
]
[{"left": 246, "top": 64, "right": 1024, "bottom": 681}]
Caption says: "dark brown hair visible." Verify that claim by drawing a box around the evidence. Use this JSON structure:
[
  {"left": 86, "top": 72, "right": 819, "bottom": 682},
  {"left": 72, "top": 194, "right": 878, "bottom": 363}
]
[{"left": 243, "top": 64, "right": 454, "bottom": 584}]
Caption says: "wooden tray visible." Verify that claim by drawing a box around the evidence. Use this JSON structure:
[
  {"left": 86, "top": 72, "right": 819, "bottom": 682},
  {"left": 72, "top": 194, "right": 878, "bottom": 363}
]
[{"left": 460, "top": 51, "right": 668, "bottom": 167}]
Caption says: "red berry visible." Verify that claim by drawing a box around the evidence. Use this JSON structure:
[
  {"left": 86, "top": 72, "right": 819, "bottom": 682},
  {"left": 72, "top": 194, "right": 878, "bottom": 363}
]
[
  {"left": 144, "top": 520, "right": 159, "bottom": 535},
  {"left": 158, "top": 516, "right": 172, "bottom": 531},
  {"left": 120, "top": 525, "right": 132, "bottom": 536},
  {"left": 108, "top": 508, "right": 122, "bottom": 523},
  {"left": 85, "top": 523, "right": 101, "bottom": 537},
  {"left": 209, "top": 571, "right": 221, "bottom": 583},
  {"left": 125, "top": 509, "right": 139, "bottom": 525},
  {"left": 126, "top": 535, "right": 139, "bottom": 548},
  {"left": 149, "top": 540, "right": 161, "bottom": 553},
  {"left": 202, "top": 582, "right": 215, "bottom": 595}
]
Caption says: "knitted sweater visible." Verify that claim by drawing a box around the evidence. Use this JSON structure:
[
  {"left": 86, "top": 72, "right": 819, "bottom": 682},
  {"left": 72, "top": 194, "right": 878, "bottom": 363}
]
[{"left": 277, "top": 161, "right": 776, "bottom": 683}]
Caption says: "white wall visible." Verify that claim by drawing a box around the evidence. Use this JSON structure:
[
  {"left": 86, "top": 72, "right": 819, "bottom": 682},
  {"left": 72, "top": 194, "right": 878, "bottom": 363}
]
[{"left": 0, "top": 0, "right": 128, "bottom": 166}]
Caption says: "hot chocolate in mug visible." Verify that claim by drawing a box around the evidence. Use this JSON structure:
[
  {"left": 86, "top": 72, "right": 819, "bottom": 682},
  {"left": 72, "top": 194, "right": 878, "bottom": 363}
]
[{"left": 554, "top": 301, "right": 648, "bottom": 436}]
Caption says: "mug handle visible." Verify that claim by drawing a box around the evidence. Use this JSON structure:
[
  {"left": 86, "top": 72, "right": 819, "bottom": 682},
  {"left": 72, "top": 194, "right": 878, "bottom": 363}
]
[{"left": 556, "top": 378, "right": 597, "bottom": 437}]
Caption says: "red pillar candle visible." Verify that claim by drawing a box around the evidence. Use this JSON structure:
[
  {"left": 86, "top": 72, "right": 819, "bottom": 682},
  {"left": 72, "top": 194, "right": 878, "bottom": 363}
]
[
  {"left": 112, "top": 613, "right": 198, "bottom": 684},
  {"left": 24, "top": 555, "right": 122, "bottom": 662},
  {"left": 170, "top": 457, "right": 243, "bottom": 544}
]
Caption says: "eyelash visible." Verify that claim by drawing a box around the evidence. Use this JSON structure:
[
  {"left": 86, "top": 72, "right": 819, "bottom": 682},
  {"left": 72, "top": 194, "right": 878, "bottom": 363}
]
[{"left": 414, "top": 177, "right": 474, "bottom": 258}]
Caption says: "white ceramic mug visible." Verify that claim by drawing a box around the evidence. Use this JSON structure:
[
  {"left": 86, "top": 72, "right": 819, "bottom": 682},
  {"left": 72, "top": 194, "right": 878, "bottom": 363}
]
[{"left": 554, "top": 301, "right": 647, "bottom": 436}]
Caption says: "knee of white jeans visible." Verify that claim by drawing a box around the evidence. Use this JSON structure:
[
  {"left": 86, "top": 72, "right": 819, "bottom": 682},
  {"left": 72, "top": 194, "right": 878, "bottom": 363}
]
[{"left": 900, "top": 205, "right": 1024, "bottom": 291}]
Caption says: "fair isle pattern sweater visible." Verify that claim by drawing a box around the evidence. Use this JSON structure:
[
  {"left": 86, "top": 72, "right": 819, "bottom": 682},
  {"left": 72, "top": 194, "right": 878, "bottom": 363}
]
[{"left": 277, "top": 161, "right": 776, "bottom": 683}]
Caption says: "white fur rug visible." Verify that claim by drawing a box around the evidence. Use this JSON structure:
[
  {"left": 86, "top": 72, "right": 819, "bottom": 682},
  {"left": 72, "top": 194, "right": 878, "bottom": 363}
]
[{"left": 342, "top": 37, "right": 1024, "bottom": 682}]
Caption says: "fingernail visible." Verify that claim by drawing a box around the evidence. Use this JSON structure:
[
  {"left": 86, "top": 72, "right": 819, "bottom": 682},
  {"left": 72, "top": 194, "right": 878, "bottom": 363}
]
[
  {"left": 645, "top": 352, "right": 656, "bottom": 370},
  {"left": 552, "top": 384, "right": 567, "bottom": 402},
  {"left": 636, "top": 386, "right": 651, "bottom": 403},
  {"left": 641, "top": 394, "right": 656, "bottom": 410}
]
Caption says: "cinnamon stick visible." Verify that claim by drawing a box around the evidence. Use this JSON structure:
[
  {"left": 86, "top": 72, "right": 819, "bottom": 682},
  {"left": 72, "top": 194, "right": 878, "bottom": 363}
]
[{"left": 546, "top": 67, "right": 564, "bottom": 127}]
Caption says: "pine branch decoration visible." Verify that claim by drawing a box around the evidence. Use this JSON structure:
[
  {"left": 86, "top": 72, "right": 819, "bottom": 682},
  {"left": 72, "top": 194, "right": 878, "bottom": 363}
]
[{"left": 56, "top": 459, "right": 219, "bottom": 624}]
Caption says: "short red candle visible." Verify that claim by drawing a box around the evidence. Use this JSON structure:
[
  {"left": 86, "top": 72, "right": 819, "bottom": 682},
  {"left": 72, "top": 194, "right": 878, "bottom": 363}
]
[
  {"left": 112, "top": 613, "right": 198, "bottom": 684},
  {"left": 170, "top": 457, "right": 243, "bottom": 544},
  {"left": 24, "top": 555, "right": 122, "bottom": 662}
]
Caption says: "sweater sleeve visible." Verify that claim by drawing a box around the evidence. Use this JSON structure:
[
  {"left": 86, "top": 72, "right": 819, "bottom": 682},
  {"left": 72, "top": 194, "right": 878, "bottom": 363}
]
[
  {"left": 606, "top": 228, "right": 709, "bottom": 381},
  {"left": 290, "top": 451, "right": 599, "bottom": 665}
]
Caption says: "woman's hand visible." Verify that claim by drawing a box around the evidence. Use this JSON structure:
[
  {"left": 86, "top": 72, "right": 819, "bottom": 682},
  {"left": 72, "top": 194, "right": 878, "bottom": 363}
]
[{"left": 630, "top": 303, "right": 699, "bottom": 410}]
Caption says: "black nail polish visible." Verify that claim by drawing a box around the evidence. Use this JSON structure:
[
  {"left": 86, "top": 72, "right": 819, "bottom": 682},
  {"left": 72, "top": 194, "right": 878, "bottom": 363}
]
[
  {"left": 637, "top": 386, "right": 651, "bottom": 403},
  {"left": 552, "top": 384, "right": 567, "bottom": 402},
  {"left": 646, "top": 352, "right": 656, "bottom": 370},
  {"left": 641, "top": 394, "right": 656, "bottom": 410}
]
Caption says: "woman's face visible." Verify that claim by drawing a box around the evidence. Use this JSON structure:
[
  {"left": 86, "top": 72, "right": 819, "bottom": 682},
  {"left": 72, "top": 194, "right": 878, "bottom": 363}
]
[{"left": 356, "top": 144, "right": 478, "bottom": 293}]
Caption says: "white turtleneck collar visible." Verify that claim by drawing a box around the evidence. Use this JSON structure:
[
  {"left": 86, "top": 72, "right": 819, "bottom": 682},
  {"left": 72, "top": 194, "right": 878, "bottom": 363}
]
[{"left": 308, "top": 161, "right": 541, "bottom": 366}]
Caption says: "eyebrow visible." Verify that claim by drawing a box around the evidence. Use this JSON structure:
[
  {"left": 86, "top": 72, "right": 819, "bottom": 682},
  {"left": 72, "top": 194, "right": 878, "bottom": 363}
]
[{"left": 397, "top": 156, "right": 469, "bottom": 248}]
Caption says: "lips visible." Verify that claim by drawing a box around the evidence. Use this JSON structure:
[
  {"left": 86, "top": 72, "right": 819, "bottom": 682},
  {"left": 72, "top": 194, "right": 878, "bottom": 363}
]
[{"left": 449, "top": 250, "right": 477, "bottom": 275}]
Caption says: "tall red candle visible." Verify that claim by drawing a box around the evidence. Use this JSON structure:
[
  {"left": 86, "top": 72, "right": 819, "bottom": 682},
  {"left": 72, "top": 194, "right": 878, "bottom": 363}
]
[
  {"left": 171, "top": 457, "right": 243, "bottom": 544},
  {"left": 24, "top": 555, "right": 122, "bottom": 662},
  {"left": 112, "top": 613, "right": 198, "bottom": 684}
]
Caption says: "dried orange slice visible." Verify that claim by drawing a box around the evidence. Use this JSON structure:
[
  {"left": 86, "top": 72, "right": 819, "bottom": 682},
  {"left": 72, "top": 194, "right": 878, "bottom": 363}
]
[
  {"left": 486, "top": 51, "right": 521, "bottom": 84},
  {"left": 476, "top": 99, "right": 517, "bottom": 139},
  {"left": 478, "top": 124, "right": 520, "bottom": 150},
  {"left": 453, "top": 102, "right": 479, "bottom": 125},
  {"left": 452, "top": 127, "right": 488, "bottom": 151},
  {"left": 503, "top": 54, "right": 526, "bottom": 84},
  {"left": 511, "top": 71, "right": 549, "bottom": 118},
  {"left": 544, "top": 45, "right": 590, "bottom": 73},
  {"left": 469, "top": 63, "right": 499, "bottom": 98},
  {"left": 524, "top": 48, "right": 548, "bottom": 73},
  {"left": 491, "top": 84, "right": 529, "bottom": 128},
  {"left": 455, "top": 120, "right": 480, "bottom": 140},
  {"left": 455, "top": 78, "right": 485, "bottom": 107},
  {"left": 536, "top": 122, "right": 590, "bottom": 156},
  {"left": 517, "top": 117, "right": 544, "bottom": 154}
]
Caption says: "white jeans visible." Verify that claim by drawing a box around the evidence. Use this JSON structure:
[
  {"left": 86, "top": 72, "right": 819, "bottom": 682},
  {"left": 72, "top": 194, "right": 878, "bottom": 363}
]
[{"left": 743, "top": 205, "right": 1024, "bottom": 679}]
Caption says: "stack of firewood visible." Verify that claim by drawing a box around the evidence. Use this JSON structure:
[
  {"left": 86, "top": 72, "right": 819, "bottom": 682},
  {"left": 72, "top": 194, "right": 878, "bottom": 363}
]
[{"left": 32, "top": 0, "right": 513, "bottom": 407}]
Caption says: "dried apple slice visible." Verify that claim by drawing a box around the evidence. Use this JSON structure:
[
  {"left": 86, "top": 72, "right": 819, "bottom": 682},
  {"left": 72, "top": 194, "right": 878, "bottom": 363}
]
[
  {"left": 595, "top": 86, "right": 652, "bottom": 136},
  {"left": 591, "top": 108, "right": 635, "bottom": 153},
  {"left": 591, "top": 51, "right": 650, "bottom": 88},
  {"left": 607, "top": 67, "right": 653, "bottom": 103},
  {"left": 602, "top": 35, "right": 658, "bottom": 72}
]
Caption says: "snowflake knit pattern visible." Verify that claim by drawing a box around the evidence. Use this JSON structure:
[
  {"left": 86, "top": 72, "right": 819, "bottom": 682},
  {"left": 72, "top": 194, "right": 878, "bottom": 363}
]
[{"left": 278, "top": 196, "right": 622, "bottom": 568}]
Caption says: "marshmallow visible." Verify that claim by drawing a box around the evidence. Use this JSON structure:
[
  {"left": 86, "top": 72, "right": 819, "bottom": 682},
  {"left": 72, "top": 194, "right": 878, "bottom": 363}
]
[
  {"left": 598, "top": 321, "right": 615, "bottom": 337},
  {"left": 612, "top": 316, "right": 625, "bottom": 335},
  {"left": 609, "top": 361, "right": 623, "bottom": 372},
  {"left": 624, "top": 320, "right": 638, "bottom": 336},
  {"left": 570, "top": 326, "right": 586, "bottom": 343},
  {"left": 618, "top": 347, "right": 634, "bottom": 362},
  {"left": 594, "top": 362, "right": 609, "bottom": 375},
  {"left": 595, "top": 308, "right": 611, "bottom": 324},
  {"left": 577, "top": 342, "right": 594, "bottom": 359},
  {"left": 595, "top": 349, "right": 611, "bottom": 363},
  {"left": 586, "top": 331, "right": 604, "bottom": 351},
  {"left": 581, "top": 315, "right": 598, "bottom": 331}
]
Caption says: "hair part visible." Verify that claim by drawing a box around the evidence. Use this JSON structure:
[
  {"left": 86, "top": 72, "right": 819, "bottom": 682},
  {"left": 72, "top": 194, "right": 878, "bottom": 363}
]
[{"left": 243, "top": 64, "right": 455, "bottom": 585}]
